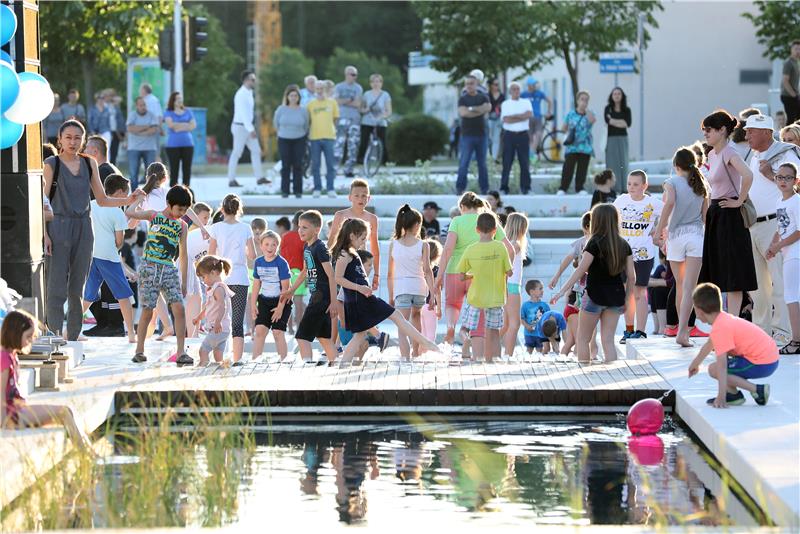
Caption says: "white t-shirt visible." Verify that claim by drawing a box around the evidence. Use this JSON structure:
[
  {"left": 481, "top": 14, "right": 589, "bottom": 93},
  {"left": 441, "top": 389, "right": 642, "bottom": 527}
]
[
  {"left": 90, "top": 200, "right": 127, "bottom": 262},
  {"left": 186, "top": 229, "right": 209, "bottom": 265},
  {"left": 208, "top": 221, "right": 254, "bottom": 286},
  {"left": 613, "top": 193, "right": 664, "bottom": 261},
  {"left": 749, "top": 148, "right": 800, "bottom": 217},
  {"left": 500, "top": 98, "right": 533, "bottom": 132},
  {"left": 777, "top": 194, "right": 800, "bottom": 262},
  {"left": 141, "top": 184, "right": 168, "bottom": 212}
]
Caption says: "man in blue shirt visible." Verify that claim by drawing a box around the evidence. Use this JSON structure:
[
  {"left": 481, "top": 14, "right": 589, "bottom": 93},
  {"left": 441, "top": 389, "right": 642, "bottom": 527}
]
[{"left": 520, "top": 77, "right": 553, "bottom": 159}]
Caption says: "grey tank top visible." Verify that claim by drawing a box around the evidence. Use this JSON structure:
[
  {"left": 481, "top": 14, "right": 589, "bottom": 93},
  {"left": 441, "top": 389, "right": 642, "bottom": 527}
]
[
  {"left": 664, "top": 174, "right": 704, "bottom": 237},
  {"left": 46, "top": 155, "right": 92, "bottom": 219}
]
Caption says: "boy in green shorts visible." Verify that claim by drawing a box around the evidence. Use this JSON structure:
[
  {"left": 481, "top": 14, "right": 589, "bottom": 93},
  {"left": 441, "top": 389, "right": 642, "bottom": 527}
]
[{"left": 456, "top": 213, "right": 513, "bottom": 362}]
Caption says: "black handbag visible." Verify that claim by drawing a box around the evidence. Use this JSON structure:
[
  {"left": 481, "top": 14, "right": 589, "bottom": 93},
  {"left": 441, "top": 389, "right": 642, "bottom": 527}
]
[{"left": 563, "top": 113, "right": 585, "bottom": 146}]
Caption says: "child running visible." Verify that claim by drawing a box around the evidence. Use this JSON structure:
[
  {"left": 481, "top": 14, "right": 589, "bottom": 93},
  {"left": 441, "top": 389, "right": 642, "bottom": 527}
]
[
  {"left": 127, "top": 184, "right": 192, "bottom": 365},
  {"left": 1, "top": 310, "right": 94, "bottom": 453},
  {"left": 455, "top": 213, "right": 513, "bottom": 362},
  {"left": 688, "top": 283, "right": 777, "bottom": 407},
  {"left": 767, "top": 162, "right": 800, "bottom": 354},
  {"left": 501, "top": 212, "right": 529, "bottom": 357},
  {"left": 333, "top": 218, "right": 439, "bottom": 363},
  {"left": 283, "top": 210, "right": 339, "bottom": 364},
  {"left": 653, "top": 147, "right": 709, "bottom": 347},
  {"left": 388, "top": 205, "right": 436, "bottom": 359},
  {"left": 250, "top": 231, "right": 293, "bottom": 362},
  {"left": 551, "top": 204, "right": 635, "bottom": 364},
  {"left": 193, "top": 255, "right": 234, "bottom": 366}
]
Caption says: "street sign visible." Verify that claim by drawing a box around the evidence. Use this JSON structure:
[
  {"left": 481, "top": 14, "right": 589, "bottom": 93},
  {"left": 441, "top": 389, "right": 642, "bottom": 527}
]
[{"left": 599, "top": 52, "right": 636, "bottom": 74}]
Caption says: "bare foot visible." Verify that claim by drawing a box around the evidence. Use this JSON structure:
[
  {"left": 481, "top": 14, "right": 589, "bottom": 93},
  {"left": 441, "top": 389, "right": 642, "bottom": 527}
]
[
  {"left": 676, "top": 335, "right": 693, "bottom": 348},
  {"left": 156, "top": 329, "right": 174, "bottom": 341},
  {"left": 128, "top": 337, "right": 136, "bottom": 344}
]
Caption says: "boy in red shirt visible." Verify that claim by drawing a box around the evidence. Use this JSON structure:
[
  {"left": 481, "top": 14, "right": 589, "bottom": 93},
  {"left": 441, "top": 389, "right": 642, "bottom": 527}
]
[
  {"left": 280, "top": 210, "right": 307, "bottom": 332},
  {"left": 688, "top": 283, "right": 779, "bottom": 408}
]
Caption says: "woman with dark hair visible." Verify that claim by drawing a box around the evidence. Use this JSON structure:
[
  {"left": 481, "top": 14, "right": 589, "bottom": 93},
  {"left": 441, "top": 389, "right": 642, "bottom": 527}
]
[
  {"left": 487, "top": 77, "right": 505, "bottom": 162},
  {"left": 273, "top": 84, "right": 309, "bottom": 198},
  {"left": 164, "top": 91, "right": 196, "bottom": 187},
  {"left": 698, "top": 109, "right": 757, "bottom": 317},
  {"left": 604, "top": 87, "right": 630, "bottom": 193}
]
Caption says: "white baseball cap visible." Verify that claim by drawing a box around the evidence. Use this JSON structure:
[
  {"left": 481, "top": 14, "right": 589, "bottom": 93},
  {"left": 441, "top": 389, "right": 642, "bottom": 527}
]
[{"left": 743, "top": 114, "right": 774, "bottom": 131}]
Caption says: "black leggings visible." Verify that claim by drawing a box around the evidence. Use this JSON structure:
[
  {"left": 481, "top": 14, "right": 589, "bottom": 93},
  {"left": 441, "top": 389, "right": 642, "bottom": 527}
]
[
  {"left": 166, "top": 146, "right": 194, "bottom": 187},
  {"left": 666, "top": 283, "right": 696, "bottom": 327},
  {"left": 278, "top": 136, "right": 305, "bottom": 196},
  {"left": 560, "top": 152, "right": 591, "bottom": 193}
]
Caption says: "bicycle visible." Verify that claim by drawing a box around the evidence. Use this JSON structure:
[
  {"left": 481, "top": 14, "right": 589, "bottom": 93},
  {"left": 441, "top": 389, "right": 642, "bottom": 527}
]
[
  {"left": 363, "top": 118, "right": 388, "bottom": 178},
  {"left": 537, "top": 116, "right": 565, "bottom": 164}
]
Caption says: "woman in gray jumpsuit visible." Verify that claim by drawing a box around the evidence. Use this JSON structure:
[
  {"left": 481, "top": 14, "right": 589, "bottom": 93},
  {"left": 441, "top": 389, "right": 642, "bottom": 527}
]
[{"left": 43, "top": 120, "right": 142, "bottom": 339}]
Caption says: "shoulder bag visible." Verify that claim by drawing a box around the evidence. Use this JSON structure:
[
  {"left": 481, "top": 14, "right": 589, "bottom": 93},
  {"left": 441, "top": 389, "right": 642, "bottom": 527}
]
[
  {"left": 721, "top": 157, "right": 757, "bottom": 228},
  {"left": 564, "top": 113, "right": 585, "bottom": 146}
]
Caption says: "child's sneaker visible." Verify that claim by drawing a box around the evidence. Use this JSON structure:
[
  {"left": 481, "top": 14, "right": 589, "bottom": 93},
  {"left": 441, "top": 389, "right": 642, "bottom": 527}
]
[
  {"left": 175, "top": 353, "right": 194, "bottom": 367},
  {"left": 689, "top": 326, "right": 709, "bottom": 338},
  {"left": 632, "top": 330, "right": 647, "bottom": 339},
  {"left": 620, "top": 331, "right": 633, "bottom": 344},
  {"left": 132, "top": 352, "right": 147, "bottom": 363},
  {"left": 751, "top": 384, "right": 770, "bottom": 406},
  {"left": 706, "top": 391, "right": 745, "bottom": 406},
  {"left": 663, "top": 326, "right": 679, "bottom": 337},
  {"left": 377, "top": 332, "right": 390, "bottom": 352}
]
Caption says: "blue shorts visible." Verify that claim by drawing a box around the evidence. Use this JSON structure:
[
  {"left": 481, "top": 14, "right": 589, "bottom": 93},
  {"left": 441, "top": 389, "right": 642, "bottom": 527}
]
[
  {"left": 524, "top": 335, "right": 548, "bottom": 349},
  {"left": 727, "top": 356, "right": 778, "bottom": 379},
  {"left": 83, "top": 258, "right": 134, "bottom": 301},
  {"left": 508, "top": 283, "right": 521, "bottom": 295}
]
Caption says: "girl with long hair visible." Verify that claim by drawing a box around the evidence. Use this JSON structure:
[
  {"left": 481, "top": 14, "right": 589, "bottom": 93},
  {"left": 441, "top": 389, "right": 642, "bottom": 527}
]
[
  {"left": 500, "top": 212, "right": 529, "bottom": 356},
  {"left": 604, "top": 87, "right": 631, "bottom": 192}
]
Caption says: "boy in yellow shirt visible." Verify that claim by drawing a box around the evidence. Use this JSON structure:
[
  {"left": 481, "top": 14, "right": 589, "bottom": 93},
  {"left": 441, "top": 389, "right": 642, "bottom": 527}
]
[
  {"left": 456, "top": 213, "right": 513, "bottom": 361},
  {"left": 307, "top": 80, "right": 340, "bottom": 198}
]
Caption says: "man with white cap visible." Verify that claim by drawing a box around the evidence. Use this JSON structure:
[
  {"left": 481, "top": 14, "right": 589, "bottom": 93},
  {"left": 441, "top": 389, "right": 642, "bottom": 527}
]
[{"left": 744, "top": 113, "right": 800, "bottom": 337}]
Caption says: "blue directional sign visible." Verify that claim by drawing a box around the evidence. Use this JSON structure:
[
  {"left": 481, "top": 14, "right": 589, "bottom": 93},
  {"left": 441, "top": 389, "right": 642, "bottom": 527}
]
[{"left": 599, "top": 52, "right": 636, "bottom": 74}]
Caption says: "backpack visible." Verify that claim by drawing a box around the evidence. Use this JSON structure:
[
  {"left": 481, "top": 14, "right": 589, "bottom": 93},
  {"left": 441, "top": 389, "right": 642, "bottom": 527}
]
[{"left": 48, "top": 154, "right": 92, "bottom": 204}]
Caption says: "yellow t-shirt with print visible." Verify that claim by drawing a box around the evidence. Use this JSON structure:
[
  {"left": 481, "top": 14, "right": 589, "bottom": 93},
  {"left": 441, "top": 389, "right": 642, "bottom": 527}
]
[
  {"left": 456, "top": 240, "right": 512, "bottom": 309},
  {"left": 307, "top": 98, "right": 340, "bottom": 140}
]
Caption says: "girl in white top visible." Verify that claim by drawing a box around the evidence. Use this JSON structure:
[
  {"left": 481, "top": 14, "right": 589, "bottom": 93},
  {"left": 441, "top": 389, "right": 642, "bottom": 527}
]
[
  {"left": 185, "top": 202, "right": 212, "bottom": 337},
  {"left": 387, "top": 205, "right": 435, "bottom": 359},
  {"left": 501, "top": 213, "right": 529, "bottom": 357},
  {"left": 208, "top": 194, "right": 257, "bottom": 364}
]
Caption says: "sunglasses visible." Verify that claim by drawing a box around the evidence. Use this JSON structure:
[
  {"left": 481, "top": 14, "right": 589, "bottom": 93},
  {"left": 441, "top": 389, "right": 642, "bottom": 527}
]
[
  {"left": 775, "top": 174, "right": 797, "bottom": 182},
  {"left": 348, "top": 72, "right": 358, "bottom": 77}
]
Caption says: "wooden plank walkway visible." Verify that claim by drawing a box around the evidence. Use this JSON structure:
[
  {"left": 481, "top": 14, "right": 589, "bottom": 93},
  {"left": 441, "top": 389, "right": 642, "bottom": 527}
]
[{"left": 116, "top": 358, "right": 674, "bottom": 415}]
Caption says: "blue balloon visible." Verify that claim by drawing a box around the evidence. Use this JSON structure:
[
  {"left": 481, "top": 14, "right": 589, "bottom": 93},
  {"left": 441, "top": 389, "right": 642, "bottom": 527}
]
[
  {"left": 18, "top": 71, "right": 47, "bottom": 84},
  {"left": 0, "top": 60, "right": 19, "bottom": 113},
  {"left": 0, "top": 114, "right": 23, "bottom": 149},
  {"left": 0, "top": 50, "right": 11, "bottom": 65},
  {"left": 0, "top": 4, "right": 16, "bottom": 47}
]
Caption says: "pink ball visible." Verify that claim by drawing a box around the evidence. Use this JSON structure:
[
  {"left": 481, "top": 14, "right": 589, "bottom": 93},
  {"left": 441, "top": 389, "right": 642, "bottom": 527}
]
[
  {"left": 626, "top": 398, "right": 664, "bottom": 435},
  {"left": 628, "top": 434, "right": 665, "bottom": 466}
]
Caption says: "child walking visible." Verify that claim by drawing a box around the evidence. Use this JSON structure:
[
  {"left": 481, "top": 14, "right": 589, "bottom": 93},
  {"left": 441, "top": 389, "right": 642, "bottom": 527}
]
[
  {"left": 767, "top": 162, "right": 800, "bottom": 354},
  {"left": 127, "top": 184, "right": 192, "bottom": 365},
  {"left": 1, "top": 310, "right": 94, "bottom": 453},
  {"left": 333, "top": 218, "right": 439, "bottom": 363},
  {"left": 208, "top": 194, "right": 257, "bottom": 366},
  {"left": 653, "top": 147, "right": 709, "bottom": 347},
  {"left": 688, "top": 283, "right": 777, "bottom": 407},
  {"left": 455, "top": 213, "right": 513, "bottom": 362},
  {"left": 501, "top": 213, "right": 529, "bottom": 356},
  {"left": 551, "top": 204, "right": 636, "bottom": 364},
  {"left": 421, "top": 239, "right": 443, "bottom": 345},
  {"left": 193, "top": 256, "right": 234, "bottom": 366},
  {"left": 250, "top": 231, "right": 293, "bottom": 362},
  {"left": 388, "top": 205, "right": 436, "bottom": 359}
]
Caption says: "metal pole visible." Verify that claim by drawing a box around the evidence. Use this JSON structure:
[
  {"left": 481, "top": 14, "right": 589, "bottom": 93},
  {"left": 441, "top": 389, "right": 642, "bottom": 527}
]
[
  {"left": 173, "top": 0, "right": 183, "bottom": 94},
  {"left": 638, "top": 13, "right": 644, "bottom": 160}
]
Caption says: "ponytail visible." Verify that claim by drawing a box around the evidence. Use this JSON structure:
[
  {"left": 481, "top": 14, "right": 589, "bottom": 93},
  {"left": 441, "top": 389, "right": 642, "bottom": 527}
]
[
  {"left": 673, "top": 146, "right": 710, "bottom": 198},
  {"left": 196, "top": 254, "right": 232, "bottom": 277},
  {"left": 458, "top": 191, "right": 487, "bottom": 212},
  {"left": 221, "top": 194, "right": 243, "bottom": 217},
  {"left": 393, "top": 203, "right": 423, "bottom": 239},
  {"left": 331, "top": 218, "right": 368, "bottom": 263},
  {"left": 142, "top": 162, "right": 168, "bottom": 195}
]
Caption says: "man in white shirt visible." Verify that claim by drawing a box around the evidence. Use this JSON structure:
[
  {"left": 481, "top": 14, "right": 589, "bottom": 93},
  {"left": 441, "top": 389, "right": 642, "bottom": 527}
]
[
  {"left": 744, "top": 113, "right": 800, "bottom": 337},
  {"left": 228, "top": 70, "right": 269, "bottom": 187},
  {"left": 499, "top": 82, "right": 532, "bottom": 194}
]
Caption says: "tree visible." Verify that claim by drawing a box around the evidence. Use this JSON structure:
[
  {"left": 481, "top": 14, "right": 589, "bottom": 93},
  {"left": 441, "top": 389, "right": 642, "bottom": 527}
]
[
  {"left": 258, "top": 47, "right": 315, "bottom": 120},
  {"left": 414, "top": 1, "right": 661, "bottom": 104},
  {"left": 743, "top": 1, "right": 800, "bottom": 60}
]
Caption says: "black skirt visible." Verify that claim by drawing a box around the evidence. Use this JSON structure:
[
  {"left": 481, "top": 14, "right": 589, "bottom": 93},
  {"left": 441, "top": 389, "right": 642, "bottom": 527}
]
[
  {"left": 699, "top": 201, "right": 757, "bottom": 292},
  {"left": 344, "top": 294, "right": 394, "bottom": 333}
]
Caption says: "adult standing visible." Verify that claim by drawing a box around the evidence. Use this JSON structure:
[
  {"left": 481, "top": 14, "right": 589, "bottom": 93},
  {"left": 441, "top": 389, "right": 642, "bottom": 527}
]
[
  {"left": 604, "top": 87, "right": 631, "bottom": 193},
  {"left": 43, "top": 120, "right": 141, "bottom": 339},
  {"left": 558, "top": 91, "right": 595, "bottom": 195},
  {"left": 105, "top": 89, "right": 125, "bottom": 165},
  {"left": 126, "top": 96, "right": 160, "bottom": 189},
  {"left": 228, "top": 70, "right": 268, "bottom": 188},
  {"left": 274, "top": 84, "right": 309, "bottom": 198},
  {"left": 84, "top": 135, "right": 121, "bottom": 181},
  {"left": 164, "top": 91, "right": 196, "bottom": 187},
  {"left": 61, "top": 89, "right": 86, "bottom": 124},
  {"left": 487, "top": 78, "right": 505, "bottom": 162},
  {"left": 780, "top": 40, "right": 800, "bottom": 125},
  {"left": 744, "top": 114, "right": 800, "bottom": 336},
  {"left": 520, "top": 77, "right": 552, "bottom": 157},
  {"left": 499, "top": 82, "right": 532, "bottom": 195},
  {"left": 43, "top": 93, "right": 65, "bottom": 145},
  {"left": 307, "top": 80, "right": 339, "bottom": 198},
  {"left": 88, "top": 93, "right": 112, "bottom": 159},
  {"left": 139, "top": 83, "right": 163, "bottom": 158},
  {"left": 358, "top": 73, "right": 392, "bottom": 164},
  {"left": 299, "top": 75, "right": 317, "bottom": 107},
  {"left": 698, "top": 109, "right": 757, "bottom": 317},
  {"left": 456, "top": 75, "right": 491, "bottom": 195},
  {"left": 334, "top": 65, "right": 363, "bottom": 178}
]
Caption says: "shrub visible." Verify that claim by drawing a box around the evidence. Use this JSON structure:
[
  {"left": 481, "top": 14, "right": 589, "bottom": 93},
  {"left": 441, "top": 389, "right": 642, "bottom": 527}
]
[{"left": 387, "top": 114, "right": 448, "bottom": 165}]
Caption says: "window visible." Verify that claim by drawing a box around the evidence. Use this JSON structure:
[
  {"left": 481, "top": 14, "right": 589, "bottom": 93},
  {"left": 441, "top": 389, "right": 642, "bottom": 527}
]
[{"left": 739, "top": 70, "right": 770, "bottom": 85}]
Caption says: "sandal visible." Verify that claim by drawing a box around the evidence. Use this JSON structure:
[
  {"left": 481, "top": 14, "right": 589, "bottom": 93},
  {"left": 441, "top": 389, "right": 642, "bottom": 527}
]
[{"left": 779, "top": 341, "right": 800, "bottom": 355}]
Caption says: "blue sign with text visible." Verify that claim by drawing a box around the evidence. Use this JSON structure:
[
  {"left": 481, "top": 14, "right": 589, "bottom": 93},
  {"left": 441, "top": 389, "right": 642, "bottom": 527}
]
[{"left": 599, "top": 52, "right": 636, "bottom": 74}]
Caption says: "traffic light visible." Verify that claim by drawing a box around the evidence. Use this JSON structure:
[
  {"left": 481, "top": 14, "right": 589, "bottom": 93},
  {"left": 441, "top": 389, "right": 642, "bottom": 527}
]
[
  {"left": 158, "top": 28, "right": 173, "bottom": 70},
  {"left": 184, "top": 16, "right": 207, "bottom": 66}
]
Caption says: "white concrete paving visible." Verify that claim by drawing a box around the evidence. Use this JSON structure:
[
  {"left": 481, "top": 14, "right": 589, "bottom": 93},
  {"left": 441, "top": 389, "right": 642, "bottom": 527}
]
[{"left": 626, "top": 337, "right": 800, "bottom": 528}]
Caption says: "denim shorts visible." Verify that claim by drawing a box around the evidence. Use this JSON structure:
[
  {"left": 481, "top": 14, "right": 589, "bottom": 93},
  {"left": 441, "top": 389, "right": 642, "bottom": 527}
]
[
  {"left": 395, "top": 294, "right": 426, "bottom": 309},
  {"left": 581, "top": 293, "right": 624, "bottom": 315},
  {"left": 727, "top": 355, "right": 778, "bottom": 379},
  {"left": 201, "top": 331, "right": 230, "bottom": 353}
]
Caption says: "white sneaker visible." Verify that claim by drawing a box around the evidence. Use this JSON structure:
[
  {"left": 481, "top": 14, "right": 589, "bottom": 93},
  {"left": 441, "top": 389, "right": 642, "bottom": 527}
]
[
  {"left": 577, "top": 190, "right": 588, "bottom": 195},
  {"left": 327, "top": 190, "right": 337, "bottom": 198},
  {"left": 556, "top": 190, "right": 565, "bottom": 196},
  {"left": 313, "top": 190, "right": 321, "bottom": 198}
]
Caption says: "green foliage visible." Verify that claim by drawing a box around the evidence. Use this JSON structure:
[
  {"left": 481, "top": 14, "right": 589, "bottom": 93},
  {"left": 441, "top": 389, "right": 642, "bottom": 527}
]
[
  {"left": 386, "top": 113, "right": 448, "bottom": 165},
  {"left": 258, "top": 47, "right": 315, "bottom": 119},
  {"left": 742, "top": 1, "right": 800, "bottom": 60},
  {"left": 321, "top": 48, "right": 415, "bottom": 115}
]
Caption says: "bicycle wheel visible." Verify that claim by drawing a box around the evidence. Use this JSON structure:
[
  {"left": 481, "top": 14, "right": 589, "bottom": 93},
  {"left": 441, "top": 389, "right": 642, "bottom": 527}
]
[
  {"left": 541, "top": 130, "right": 565, "bottom": 164},
  {"left": 363, "top": 138, "right": 383, "bottom": 177}
]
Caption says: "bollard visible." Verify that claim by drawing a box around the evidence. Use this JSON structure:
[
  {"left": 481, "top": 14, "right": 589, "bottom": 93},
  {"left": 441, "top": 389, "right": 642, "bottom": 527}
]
[{"left": 37, "top": 361, "right": 59, "bottom": 391}]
